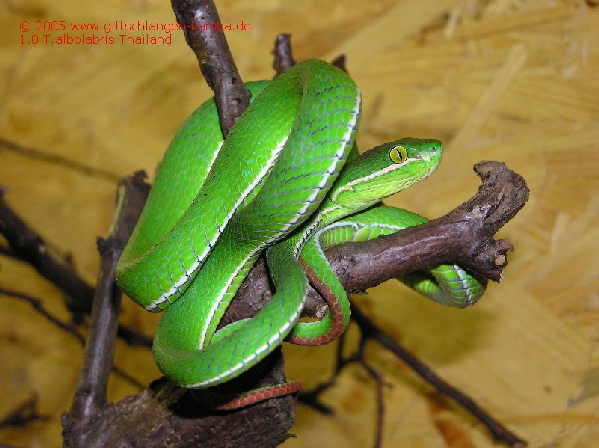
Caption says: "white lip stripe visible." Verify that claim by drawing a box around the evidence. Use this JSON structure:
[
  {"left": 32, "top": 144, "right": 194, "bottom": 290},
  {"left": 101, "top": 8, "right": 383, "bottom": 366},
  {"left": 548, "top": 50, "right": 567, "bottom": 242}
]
[
  {"left": 330, "top": 147, "right": 439, "bottom": 205},
  {"left": 330, "top": 159, "right": 402, "bottom": 203}
]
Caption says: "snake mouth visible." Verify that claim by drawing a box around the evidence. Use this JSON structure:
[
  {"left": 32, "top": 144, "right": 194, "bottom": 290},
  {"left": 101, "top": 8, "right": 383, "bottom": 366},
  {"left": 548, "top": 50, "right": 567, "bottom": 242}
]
[{"left": 419, "top": 146, "right": 441, "bottom": 162}]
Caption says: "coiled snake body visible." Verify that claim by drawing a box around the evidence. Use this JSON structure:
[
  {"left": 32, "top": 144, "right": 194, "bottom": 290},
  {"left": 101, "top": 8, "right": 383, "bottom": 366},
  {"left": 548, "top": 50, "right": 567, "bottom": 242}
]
[{"left": 116, "top": 60, "right": 484, "bottom": 401}]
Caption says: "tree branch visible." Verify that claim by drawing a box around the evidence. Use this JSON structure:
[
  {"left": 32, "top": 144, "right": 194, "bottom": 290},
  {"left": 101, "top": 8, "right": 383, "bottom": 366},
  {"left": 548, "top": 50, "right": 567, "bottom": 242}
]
[
  {"left": 0, "top": 288, "right": 143, "bottom": 390},
  {"left": 272, "top": 34, "right": 296, "bottom": 75},
  {"left": 63, "top": 172, "right": 150, "bottom": 442},
  {"left": 55, "top": 1, "right": 529, "bottom": 446},
  {"left": 323, "top": 161, "right": 524, "bottom": 294},
  {"left": 171, "top": 0, "right": 251, "bottom": 136},
  {"left": 222, "top": 155, "right": 527, "bottom": 327},
  {"left": 0, "top": 187, "right": 95, "bottom": 319},
  {"left": 0, "top": 188, "right": 152, "bottom": 348},
  {"left": 59, "top": 157, "right": 528, "bottom": 447}
]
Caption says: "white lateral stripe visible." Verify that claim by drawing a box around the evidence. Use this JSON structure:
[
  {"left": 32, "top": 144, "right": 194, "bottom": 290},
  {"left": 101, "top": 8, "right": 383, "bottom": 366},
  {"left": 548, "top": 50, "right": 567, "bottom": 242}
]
[
  {"left": 188, "top": 292, "right": 304, "bottom": 388},
  {"left": 278, "top": 91, "right": 361, "bottom": 240},
  {"left": 198, "top": 248, "right": 260, "bottom": 350},
  {"left": 190, "top": 96, "right": 363, "bottom": 387},
  {"left": 151, "top": 136, "right": 289, "bottom": 308}
]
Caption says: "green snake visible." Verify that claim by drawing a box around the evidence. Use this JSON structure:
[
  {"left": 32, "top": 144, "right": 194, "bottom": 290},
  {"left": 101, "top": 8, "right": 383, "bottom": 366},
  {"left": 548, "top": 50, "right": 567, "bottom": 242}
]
[{"left": 116, "top": 60, "right": 484, "bottom": 405}]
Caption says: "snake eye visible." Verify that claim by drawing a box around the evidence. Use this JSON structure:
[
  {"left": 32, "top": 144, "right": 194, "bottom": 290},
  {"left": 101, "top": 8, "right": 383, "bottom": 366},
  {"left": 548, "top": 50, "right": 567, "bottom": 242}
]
[{"left": 389, "top": 145, "right": 408, "bottom": 164}]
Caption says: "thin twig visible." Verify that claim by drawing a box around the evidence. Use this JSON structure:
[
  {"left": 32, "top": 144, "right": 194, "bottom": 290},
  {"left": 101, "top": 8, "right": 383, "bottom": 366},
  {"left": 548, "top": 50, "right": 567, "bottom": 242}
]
[
  {"left": 350, "top": 305, "right": 527, "bottom": 447},
  {"left": 0, "top": 287, "right": 143, "bottom": 389},
  {"left": 0, "top": 394, "right": 50, "bottom": 429},
  {"left": 116, "top": 324, "right": 152, "bottom": 348},
  {"left": 0, "top": 189, "right": 95, "bottom": 318},
  {"left": 300, "top": 301, "right": 526, "bottom": 447},
  {"left": 0, "top": 245, "right": 17, "bottom": 258},
  {"left": 0, "top": 287, "right": 85, "bottom": 342},
  {"left": 361, "top": 362, "right": 385, "bottom": 448},
  {"left": 0, "top": 137, "right": 120, "bottom": 182}
]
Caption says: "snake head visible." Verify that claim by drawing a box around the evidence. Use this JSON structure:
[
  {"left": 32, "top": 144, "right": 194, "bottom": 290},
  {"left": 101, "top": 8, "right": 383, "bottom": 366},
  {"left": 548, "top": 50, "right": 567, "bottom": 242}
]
[{"left": 329, "top": 137, "right": 443, "bottom": 210}]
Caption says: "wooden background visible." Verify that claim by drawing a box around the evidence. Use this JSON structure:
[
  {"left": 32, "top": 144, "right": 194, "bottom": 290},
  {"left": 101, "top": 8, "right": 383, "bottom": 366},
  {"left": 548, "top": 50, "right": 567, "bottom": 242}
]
[{"left": 1, "top": 0, "right": 598, "bottom": 446}]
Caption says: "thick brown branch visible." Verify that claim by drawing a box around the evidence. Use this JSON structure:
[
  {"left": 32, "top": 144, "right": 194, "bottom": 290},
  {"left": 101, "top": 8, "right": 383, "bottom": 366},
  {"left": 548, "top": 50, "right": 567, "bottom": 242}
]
[
  {"left": 61, "top": 375, "right": 294, "bottom": 448},
  {"left": 326, "top": 161, "right": 525, "bottom": 293},
  {"left": 171, "top": 0, "right": 251, "bottom": 135},
  {"left": 63, "top": 172, "right": 149, "bottom": 440},
  {"left": 222, "top": 160, "right": 527, "bottom": 325}
]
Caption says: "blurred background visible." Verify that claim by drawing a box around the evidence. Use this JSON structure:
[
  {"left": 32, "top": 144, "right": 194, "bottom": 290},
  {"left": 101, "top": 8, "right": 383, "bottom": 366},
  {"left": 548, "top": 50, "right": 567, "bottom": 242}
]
[{"left": 1, "top": 0, "right": 598, "bottom": 446}]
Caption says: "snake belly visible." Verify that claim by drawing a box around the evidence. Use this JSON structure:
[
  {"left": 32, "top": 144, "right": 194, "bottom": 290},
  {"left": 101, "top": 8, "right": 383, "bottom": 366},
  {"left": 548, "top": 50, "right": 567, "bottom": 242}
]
[{"left": 116, "top": 60, "right": 361, "bottom": 387}]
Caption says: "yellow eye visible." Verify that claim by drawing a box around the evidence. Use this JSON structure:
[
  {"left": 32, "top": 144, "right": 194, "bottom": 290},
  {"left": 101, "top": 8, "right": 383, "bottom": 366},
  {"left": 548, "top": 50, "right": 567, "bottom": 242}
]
[{"left": 389, "top": 145, "right": 408, "bottom": 164}]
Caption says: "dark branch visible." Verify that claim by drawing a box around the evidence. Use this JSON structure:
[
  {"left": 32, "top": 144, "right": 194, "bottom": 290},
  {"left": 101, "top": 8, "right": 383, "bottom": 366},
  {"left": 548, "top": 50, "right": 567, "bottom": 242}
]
[
  {"left": 324, "top": 161, "right": 525, "bottom": 293},
  {"left": 0, "top": 288, "right": 143, "bottom": 390},
  {"left": 0, "top": 245, "right": 18, "bottom": 258},
  {"left": 301, "top": 302, "right": 527, "bottom": 447},
  {"left": 0, "top": 137, "right": 120, "bottom": 182},
  {"left": 171, "top": 0, "right": 251, "bottom": 136},
  {"left": 0, "top": 188, "right": 95, "bottom": 319},
  {"left": 115, "top": 323, "right": 152, "bottom": 348},
  {"left": 0, "top": 188, "right": 152, "bottom": 346},
  {"left": 0, "top": 394, "right": 50, "bottom": 430},
  {"left": 223, "top": 161, "right": 528, "bottom": 325},
  {"left": 350, "top": 305, "right": 527, "bottom": 447},
  {"left": 273, "top": 34, "right": 296, "bottom": 76},
  {"left": 0, "top": 287, "right": 85, "bottom": 343},
  {"left": 60, "top": 376, "right": 295, "bottom": 448},
  {"left": 64, "top": 172, "right": 150, "bottom": 437}
]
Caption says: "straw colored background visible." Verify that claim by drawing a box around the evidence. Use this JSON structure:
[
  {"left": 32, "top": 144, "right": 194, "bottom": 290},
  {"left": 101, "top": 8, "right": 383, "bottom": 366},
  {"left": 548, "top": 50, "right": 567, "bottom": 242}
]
[{"left": 1, "top": 0, "right": 598, "bottom": 446}]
